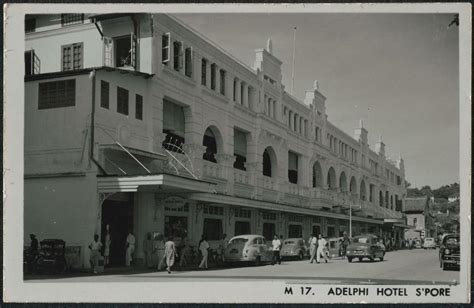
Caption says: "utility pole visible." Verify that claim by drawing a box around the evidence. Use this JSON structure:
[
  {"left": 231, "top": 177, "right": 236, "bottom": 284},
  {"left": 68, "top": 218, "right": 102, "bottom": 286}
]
[{"left": 291, "top": 26, "right": 297, "bottom": 95}]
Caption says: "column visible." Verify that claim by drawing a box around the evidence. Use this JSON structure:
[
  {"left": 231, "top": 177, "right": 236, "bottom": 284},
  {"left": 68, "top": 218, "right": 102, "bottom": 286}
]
[
  {"left": 235, "top": 79, "right": 241, "bottom": 104},
  {"left": 215, "top": 65, "right": 221, "bottom": 94},
  {"left": 242, "top": 83, "right": 249, "bottom": 107}
]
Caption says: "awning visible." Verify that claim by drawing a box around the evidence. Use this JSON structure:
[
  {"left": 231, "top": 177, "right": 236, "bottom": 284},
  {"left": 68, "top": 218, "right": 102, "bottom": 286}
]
[
  {"left": 97, "top": 174, "right": 216, "bottom": 193},
  {"left": 188, "top": 192, "right": 384, "bottom": 225}
]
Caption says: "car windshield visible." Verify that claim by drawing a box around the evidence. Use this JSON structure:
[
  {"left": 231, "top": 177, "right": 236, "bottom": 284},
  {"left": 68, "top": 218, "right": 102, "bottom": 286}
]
[
  {"left": 352, "top": 237, "right": 369, "bottom": 244},
  {"left": 445, "top": 237, "right": 459, "bottom": 245},
  {"left": 228, "top": 238, "right": 249, "bottom": 245},
  {"left": 284, "top": 240, "right": 295, "bottom": 245}
]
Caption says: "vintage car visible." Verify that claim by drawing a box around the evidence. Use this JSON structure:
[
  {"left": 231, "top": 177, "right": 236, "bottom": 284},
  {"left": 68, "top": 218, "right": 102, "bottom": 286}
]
[
  {"left": 439, "top": 233, "right": 460, "bottom": 270},
  {"left": 280, "top": 238, "right": 309, "bottom": 260},
  {"left": 414, "top": 238, "right": 422, "bottom": 249},
  {"left": 346, "top": 234, "right": 385, "bottom": 262},
  {"left": 223, "top": 234, "right": 272, "bottom": 266},
  {"left": 423, "top": 237, "right": 436, "bottom": 249}
]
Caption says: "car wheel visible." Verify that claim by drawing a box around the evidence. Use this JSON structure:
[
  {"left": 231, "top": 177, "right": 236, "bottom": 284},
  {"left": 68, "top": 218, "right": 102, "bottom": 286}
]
[
  {"left": 348, "top": 257, "right": 352, "bottom": 263},
  {"left": 255, "top": 257, "right": 261, "bottom": 266},
  {"left": 379, "top": 255, "right": 384, "bottom": 261}
]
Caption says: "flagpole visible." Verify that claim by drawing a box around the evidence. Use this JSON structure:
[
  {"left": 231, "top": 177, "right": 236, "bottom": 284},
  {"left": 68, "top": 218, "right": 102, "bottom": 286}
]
[{"left": 291, "top": 26, "right": 297, "bottom": 95}]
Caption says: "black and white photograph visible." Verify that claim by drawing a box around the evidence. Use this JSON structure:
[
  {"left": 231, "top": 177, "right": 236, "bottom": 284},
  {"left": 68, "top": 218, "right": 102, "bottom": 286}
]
[{"left": 3, "top": 3, "right": 471, "bottom": 304}]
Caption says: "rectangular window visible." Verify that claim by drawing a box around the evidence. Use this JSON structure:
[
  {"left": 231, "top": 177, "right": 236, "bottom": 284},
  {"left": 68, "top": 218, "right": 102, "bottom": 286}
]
[
  {"left": 62, "top": 43, "right": 83, "bottom": 71},
  {"left": 114, "top": 35, "right": 133, "bottom": 68},
  {"left": 117, "top": 87, "right": 129, "bottom": 115},
  {"left": 61, "top": 14, "right": 84, "bottom": 27},
  {"left": 219, "top": 69, "right": 226, "bottom": 95},
  {"left": 233, "top": 79, "right": 237, "bottom": 101},
  {"left": 100, "top": 80, "right": 109, "bottom": 109},
  {"left": 234, "top": 221, "right": 251, "bottom": 236},
  {"left": 38, "top": 79, "right": 76, "bottom": 109},
  {"left": 184, "top": 47, "right": 192, "bottom": 77},
  {"left": 235, "top": 208, "right": 252, "bottom": 218},
  {"left": 263, "top": 223, "right": 276, "bottom": 241},
  {"left": 288, "top": 224, "right": 302, "bottom": 238},
  {"left": 203, "top": 218, "right": 223, "bottom": 241},
  {"left": 201, "top": 58, "right": 207, "bottom": 86},
  {"left": 210, "top": 63, "right": 216, "bottom": 90},
  {"left": 203, "top": 205, "right": 224, "bottom": 216},
  {"left": 162, "top": 33, "right": 170, "bottom": 65},
  {"left": 135, "top": 94, "right": 143, "bottom": 120},
  {"left": 173, "top": 41, "right": 183, "bottom": 71},
  {"left": 164, "top": 216, "right": 188, "bottom": 239},
  {"left": 25, "top": 50, "right": 33, "bottom": 76},
  {"left": 25, "top": 18, "right": 36, "bottom": 33}
]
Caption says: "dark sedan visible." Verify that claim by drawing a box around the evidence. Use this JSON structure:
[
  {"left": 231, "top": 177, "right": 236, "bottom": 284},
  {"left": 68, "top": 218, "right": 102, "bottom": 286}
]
[
  {"left": 439, "top": 233, "right": 460, "bottom": 270},
  {"left": 346, "top": 234, "right": 385, "bottom": 263}
]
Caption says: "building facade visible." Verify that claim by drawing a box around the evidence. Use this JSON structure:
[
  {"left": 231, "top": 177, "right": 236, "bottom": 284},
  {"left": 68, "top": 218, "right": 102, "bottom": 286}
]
[
  {"left": 24, "top": 13, "right": 408, "bottom": 268},
  {"left": 403, "top": 196, "right": 435, "bottom": 240}
]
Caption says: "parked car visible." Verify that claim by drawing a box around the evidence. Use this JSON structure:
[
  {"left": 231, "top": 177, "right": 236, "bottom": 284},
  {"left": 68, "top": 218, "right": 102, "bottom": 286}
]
[
  {"left": 223, "top": 234, "right": 272, "bottom": 266},
  {"left": 280, "top": 238, "right": 309, "bottom": 260},
  {"left": 423, "top": 237, "right": 436, "bottom": 249},
  {"left": 414, "top": 239, "right": 422, "bottom": 249},
  {"left": 30, "top": 239, "right": 67, "bottom": 274},
  {"left": 346, "top": 234, "right": 385, "bottom": 262},
  {"left": 439, "top": 233, "right": 460, "bottom": 271}
]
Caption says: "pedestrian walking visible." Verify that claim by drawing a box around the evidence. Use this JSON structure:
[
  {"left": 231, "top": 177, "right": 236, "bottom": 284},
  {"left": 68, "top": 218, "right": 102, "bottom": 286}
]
[
  {"left": 341, "top": 231, "right": 350, "bottom": 258},
  {"left": 271, "top": 235, "right": 282, "bottom": 265},
  {"left": 162, "top": 237, "right": 178, "bottom": 273},
  {"left": 125, "top": 230, "right": 136, "bottom": 267},
  {"left": 89, "top": 234, "right": 103, "bottom": 274},
  {"left": 155, "top": 234, "right": 166, "bottom": 270},
  {"left": 143, "top": 232, "right": 154, "bottom": 268},
  {"left": 198, "top": 236, "right": 210, "bottom": 270},
  {"left": 316, "top": 234, "right": 328, "bottom": 263},
  {"left": 308, "top": 233, "right": 317, "bottom": 263},
  {"left": 104, "top": 225, "right": 111, "bottom": 266}
]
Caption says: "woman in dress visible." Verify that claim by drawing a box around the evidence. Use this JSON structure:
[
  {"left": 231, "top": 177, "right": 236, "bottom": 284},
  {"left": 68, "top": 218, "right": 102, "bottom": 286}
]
[
  {"left": 163, "top": 236, "right": 177, "bottom": 273},
  {"left": 104, "top": 225, "right": 111, "bottom": 267}
]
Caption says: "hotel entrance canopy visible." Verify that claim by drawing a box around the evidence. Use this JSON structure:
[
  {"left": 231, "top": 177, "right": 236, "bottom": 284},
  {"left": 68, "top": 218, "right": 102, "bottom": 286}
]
[{"left": 97, "top": 174, "right": 216, "bottom": 193}]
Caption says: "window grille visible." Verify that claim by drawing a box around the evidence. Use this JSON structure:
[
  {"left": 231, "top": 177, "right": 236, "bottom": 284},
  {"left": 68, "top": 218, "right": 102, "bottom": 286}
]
[
  {"left": 234, "top": 208, "right": 251, "bottom": 218},
  {"left": 62, "top": 43, "right": 83, "bottom": 71},
  {"left": 38, "top": 79, "right": 75, "bottom": 109},
  {"left": 162, "top": 33, "right": 170, "bottom": 65},
  {"left": 203, "top": 205, "right": 224, "bottom": 216}
]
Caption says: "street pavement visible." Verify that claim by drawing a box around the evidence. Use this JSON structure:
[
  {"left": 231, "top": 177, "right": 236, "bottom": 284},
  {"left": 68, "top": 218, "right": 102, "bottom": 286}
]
[{"left": 28, "top": 248, "right": 459, "bottom": 285}]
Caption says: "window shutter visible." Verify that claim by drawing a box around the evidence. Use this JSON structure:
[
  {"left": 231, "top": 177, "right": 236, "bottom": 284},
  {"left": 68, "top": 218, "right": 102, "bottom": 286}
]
[
  {"left": 131, "top": 33, "right": 137, "bottom": 69},
  {"left": 103, "top": 37, "right": 113, "bottom": 67}
]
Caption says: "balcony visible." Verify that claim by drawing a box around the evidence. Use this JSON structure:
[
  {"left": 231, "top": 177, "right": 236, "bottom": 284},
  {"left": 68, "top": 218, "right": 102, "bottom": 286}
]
[
  {"left": 233, "top": 169, "right": 253, "bottom": 198},
  {"left": 234, "top": 168, "right": 250, "bottom": 185},
  {"left": 201, "top": 160, "right": 223, "bottom": 179}
]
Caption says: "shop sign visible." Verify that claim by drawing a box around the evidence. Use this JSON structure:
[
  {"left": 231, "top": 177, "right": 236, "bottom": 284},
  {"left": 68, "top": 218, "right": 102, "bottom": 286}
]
[{"left": 163, "top": 196, "right": 185, "bottom": 209}]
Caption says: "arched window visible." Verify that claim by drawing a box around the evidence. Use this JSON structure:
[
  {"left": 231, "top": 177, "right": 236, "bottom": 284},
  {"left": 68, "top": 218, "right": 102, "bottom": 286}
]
[
  {"left": 312, "top": 162, "right": 322, "bottom": 188},
  {"left": 202, "top": 127, "right": 219, "bottom": 163},
  {"left": 263, "top": 147, "right": 276, "bottom": 177},
  {"left": 360, "top": 180, "right": 367, "bottom": 201},
  {"left": 327, "top": 167, "right": 336, "bottom": 189},
  {"left": 350, "top": 177, "right": 357, "bottom": 195},
  {"left": 339, "top": 172, "right": 348, "bottom": 192}
]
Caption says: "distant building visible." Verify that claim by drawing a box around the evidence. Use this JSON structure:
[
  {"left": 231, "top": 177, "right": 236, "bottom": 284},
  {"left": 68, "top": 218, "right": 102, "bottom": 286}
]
[
  {"left": 24, "top": 13, "right": 408, "bottom": 268},
  {"left": 403, "top": 196, "right": 435, "bottom": 240}
]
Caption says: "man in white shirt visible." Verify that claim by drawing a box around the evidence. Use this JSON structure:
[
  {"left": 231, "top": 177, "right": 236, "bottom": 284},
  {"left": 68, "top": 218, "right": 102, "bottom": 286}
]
[
  {"left": 198, "top": 236, "right": 210, "bottom": 269},
  {"left": 308, "top": 234, "right": 318, "bottom": 264},
  {"left": 271, "top": 235, "right": 282, "bottom": 265},
  {"left": 316, "top": 234, "right": 328, "bottom": 263},
  {"left": 125, "top": 230, "right": 136, "bottom": 267}
]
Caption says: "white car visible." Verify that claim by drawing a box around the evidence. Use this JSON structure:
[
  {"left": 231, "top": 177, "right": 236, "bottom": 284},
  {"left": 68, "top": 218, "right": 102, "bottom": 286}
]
[{"left": 423, "top": 237, "right": 436, "bottom": 249}]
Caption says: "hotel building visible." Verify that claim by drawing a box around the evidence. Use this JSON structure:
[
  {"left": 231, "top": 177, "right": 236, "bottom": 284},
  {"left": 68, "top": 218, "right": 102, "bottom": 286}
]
[{"left": 24, "top": 13, "right": 408, "bottom": 268}]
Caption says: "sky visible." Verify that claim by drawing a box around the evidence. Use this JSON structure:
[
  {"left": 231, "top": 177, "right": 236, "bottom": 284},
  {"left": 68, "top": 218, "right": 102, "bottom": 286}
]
[{"left": 174, "top": 13, "right": 460, "bottom": 189}]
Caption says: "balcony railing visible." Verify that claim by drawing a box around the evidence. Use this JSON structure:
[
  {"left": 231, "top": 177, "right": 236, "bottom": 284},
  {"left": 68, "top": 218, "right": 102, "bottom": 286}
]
[
  {"left": 202, "top": 160, "right": 223, "bottom": 179},
  {"left": 262, "top": 176, "right": 276, "bottom": 190},
  {"left": 234, "top": 168, "right": 250, "bottom": 185}
]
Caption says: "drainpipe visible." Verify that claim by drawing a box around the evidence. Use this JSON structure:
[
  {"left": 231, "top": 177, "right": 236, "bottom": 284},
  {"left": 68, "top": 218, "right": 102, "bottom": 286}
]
[{"left": 89, "top": 69, "right": 107, "bottom": 174}]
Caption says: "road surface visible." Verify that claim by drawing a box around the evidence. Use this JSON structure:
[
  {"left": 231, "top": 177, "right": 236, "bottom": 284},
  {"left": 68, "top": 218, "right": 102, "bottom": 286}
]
[{"left": 28, "top": 248, "right": 459, "bottom": 285}]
